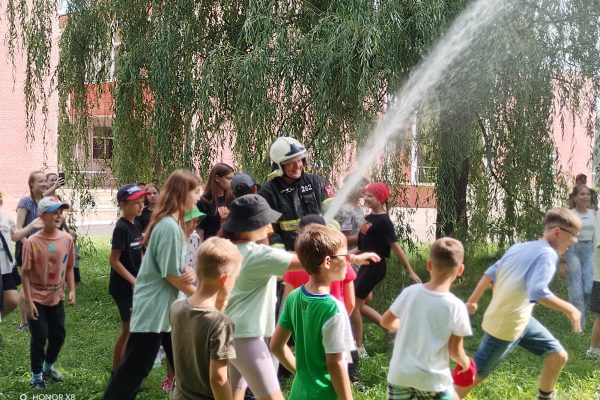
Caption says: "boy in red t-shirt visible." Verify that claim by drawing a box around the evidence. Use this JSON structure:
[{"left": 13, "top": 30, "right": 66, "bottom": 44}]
[{"left": 22, "top": 197, "right": 75, "bottom": 389}]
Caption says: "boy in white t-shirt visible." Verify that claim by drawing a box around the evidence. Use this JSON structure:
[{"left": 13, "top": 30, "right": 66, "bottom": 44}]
[
  {"left": 381, "top": 237, "right": 472, "bottom": 400},
  {"left": 458, "top": 207, "right": 582, "bottom": 400}
]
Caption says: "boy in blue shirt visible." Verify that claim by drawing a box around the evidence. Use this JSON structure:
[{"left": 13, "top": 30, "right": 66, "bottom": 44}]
[{"left": 458, "top": 207, "right": 582, "bottom": 400}]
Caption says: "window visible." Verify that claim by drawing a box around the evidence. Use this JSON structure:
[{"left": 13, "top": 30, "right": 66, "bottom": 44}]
[
  {"left": 92, "top": 127, "right": 113, "bottom": 159},
  {"left": 409, "top": 112, "right": 437, "bottom": 185}
]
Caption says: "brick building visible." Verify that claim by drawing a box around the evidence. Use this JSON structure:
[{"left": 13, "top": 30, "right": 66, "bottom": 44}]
[{"left": 0, "top": 14, "right": 60, "bottom": 214}]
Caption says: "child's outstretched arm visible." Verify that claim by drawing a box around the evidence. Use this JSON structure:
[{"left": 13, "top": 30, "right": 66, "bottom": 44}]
[
  {"left": 380, "top": 309, "right": 400, "bottom": 331},
  {"left": 326, "top": 353, "right": 353, "bottom": 400},
  {"left": 465, "top": 275, "right": 492, "bottom": 314},
  {"left": 269, "top": 325, "right": 296, "bottom": 374},
  {"left": 210, "top": 359, "right": 233, "bottom": 400},
  {"left": 391, "top": 242, "right": 421, "bottom": 283},
  {"left": 448, "top": 335, "right": 470, "bottom": 372},
  {"left": 537, "top": 295, "right": 582, "bottom": 332}
]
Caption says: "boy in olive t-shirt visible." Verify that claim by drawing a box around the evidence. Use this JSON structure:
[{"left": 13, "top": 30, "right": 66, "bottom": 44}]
[{"left": 170, "top": 237, "right": 242, "bottom": 399}]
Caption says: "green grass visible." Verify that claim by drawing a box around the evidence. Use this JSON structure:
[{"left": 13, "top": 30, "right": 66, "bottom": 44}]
[{"left": 0, "top": 238, "right": 598, "bottom": 399}]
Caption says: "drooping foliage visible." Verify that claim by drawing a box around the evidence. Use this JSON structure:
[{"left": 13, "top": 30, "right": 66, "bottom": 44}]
[{"left": 5, "top": 0, "right": 600, "bottom": 244}]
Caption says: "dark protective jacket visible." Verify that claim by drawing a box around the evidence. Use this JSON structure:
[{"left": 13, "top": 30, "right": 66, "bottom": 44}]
[{"left": 258, "top": 172, "right": 328, "bottom": 251}]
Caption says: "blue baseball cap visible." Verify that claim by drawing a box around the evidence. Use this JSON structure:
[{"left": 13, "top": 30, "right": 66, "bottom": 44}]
[{"left": 38, "top": 197, "right": 69, "bottom": 215}]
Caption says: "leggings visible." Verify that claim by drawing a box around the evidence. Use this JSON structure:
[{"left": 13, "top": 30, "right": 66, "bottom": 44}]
[{"left": 229, "top": 337, "right": 280, "bottom": 398}]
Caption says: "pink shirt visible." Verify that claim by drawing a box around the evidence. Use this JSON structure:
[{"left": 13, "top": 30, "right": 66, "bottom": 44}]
[
  {"left": 22, "top": 230, "right": 74, "bottom": 306},
  {"left": 282, "top": 263, "right": 357, "bottom": 302}
]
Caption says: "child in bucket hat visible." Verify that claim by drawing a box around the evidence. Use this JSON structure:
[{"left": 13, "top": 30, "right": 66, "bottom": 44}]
[
  {"left": 221, "top": 196, "right": 380, "bottom": 399},
  {"left": 220, "top": 194, "right": 303, "bottom": 399}
]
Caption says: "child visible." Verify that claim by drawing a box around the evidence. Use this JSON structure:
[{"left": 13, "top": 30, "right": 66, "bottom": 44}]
[
  {"left": 221, "top": 195, "right": 377, "bottom": 400},
  {"left": 197, "top": 163, "right": 234, "bottom": 240},
  {"left": 184, "top": 207, "right": 205, "bottom": 270},
  {"left": 170, "top": 237, "right": 243, "bottom": 399},
  {"left": 137, "top": 183, "right": 160, "bottom": 232},
  {"left": 158, "top": 206, "right": 205, "bottom": 393},
  {"left": 103, "top": 169, "right": 200, "bottom": 399},
  {"left": 22, "top": 196, "right": 75, "bottom": 389},
  {"left": 350, "top": 182, "right": 421, "bottom": 356},
  {"left": 230, "top": 173, "right": 257, "bottom": 198},
  {"left": 380, "top": 238, "right": 472, "bottom": 400},
  {"left": 282, "top": 214, "right": 357, "bottom": 315},
  {"left": 457, "top": 207, "right": 582, "bottom": 400},
  {"left": 335, "top": 174, "right": 368, "bottom": 247},
  {"left": 0, "top": 190, "right": 43, "bottom": 319},
  {"left": 270, "top": 224, "right": 356, "bottom": 400},
  {"left": 108, "top": 184, "right": 149, "bottom": 373},
  {"left": 588, "top": 209, "right": 600, "bottom": 359}
]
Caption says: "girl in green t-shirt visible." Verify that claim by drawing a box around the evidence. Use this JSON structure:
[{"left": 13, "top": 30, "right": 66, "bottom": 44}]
[{"left": 103, "top": 169, "right": 201, "bottom": 400}]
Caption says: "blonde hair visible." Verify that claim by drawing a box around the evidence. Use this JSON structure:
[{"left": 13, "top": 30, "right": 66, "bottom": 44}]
[
  {"left": 544, "top": 207, "right": 581, "bottom": 231},
  {"left": 195, "top": 237, "right": 242, "bottom": 280}
]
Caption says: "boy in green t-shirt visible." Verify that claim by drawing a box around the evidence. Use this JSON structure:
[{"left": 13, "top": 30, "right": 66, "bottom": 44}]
[{"left": 270, "top": 224, "right": 355, "bottom": 400}]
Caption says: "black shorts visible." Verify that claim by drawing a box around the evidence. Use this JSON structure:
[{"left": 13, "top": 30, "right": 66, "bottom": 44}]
[
  {"left": 112, "top": 295, "right": 133, "bottom": 323},
  {"left": 590, "top": 281, "right": 600, "bottom": 314},
  {"left": 354, "top": 262, "right": 387, "bottom": 300},
  {"left": 2, "top": 272, "right": 18, "bottom": 291}
]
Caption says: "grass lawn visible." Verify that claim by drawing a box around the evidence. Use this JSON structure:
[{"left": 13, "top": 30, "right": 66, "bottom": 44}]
[{"left": 0, "top": 237, "right": 599, "bottom": 399}]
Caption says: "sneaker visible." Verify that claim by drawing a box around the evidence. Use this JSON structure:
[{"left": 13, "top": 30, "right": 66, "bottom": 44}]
[
  {"left": 17, "top": 322, "right": 29, "bottom": 331},
  {"left": 30, "top": 380, "right": 46, "bottom": 390},
  {"left": 356, "top": 346, "right": 369, "bottom": 359},
  {"left": 586, "top": 348, "right": 600, "bottom": 359},
  {"left": 160, "top": 376, "right": 174, "bottom": 393},
  {"left": 43, "top": 368, "right": 64, "bottom": 383}
]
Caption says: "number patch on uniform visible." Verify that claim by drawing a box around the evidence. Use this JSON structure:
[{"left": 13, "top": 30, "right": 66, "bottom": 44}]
[{"left": 300, "top": 184, "right": 313, "bottom": 193}]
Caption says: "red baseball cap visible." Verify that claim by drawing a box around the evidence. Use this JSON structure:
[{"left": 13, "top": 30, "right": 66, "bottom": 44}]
[{"left": 452, "top": 358, "right": 477, "bottom": 387}]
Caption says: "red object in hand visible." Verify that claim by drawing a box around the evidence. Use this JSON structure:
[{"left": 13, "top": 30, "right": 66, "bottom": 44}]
[{"left": 452, "top": 358, "right": 477, "bottom": 387}]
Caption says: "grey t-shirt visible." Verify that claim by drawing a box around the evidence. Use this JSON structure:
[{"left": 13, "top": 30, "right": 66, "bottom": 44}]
[
  {"left": 171, "top": 299, "right": 236, "bottom": 400},
  {"left": 336, "top": 203, "right": 365, "bottom": 236}
]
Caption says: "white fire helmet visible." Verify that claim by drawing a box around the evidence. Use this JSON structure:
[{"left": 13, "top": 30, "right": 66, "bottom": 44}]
[{"left": 268, "top": 137, "right": 308, "bottom": 178}]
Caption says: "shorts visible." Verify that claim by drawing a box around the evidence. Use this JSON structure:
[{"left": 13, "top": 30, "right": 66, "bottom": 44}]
[
  {"left": 589, "top": 281, "right": 600, "bottom": 314},
  {"left": 388, "top": 383, "right": 455, "bottom": 400},
  {"left": 2, "top": 272, "right": 18, "bottom": 291},
  {"left": 355, "top": 262, "right": 387, "bottom": 300},
  {"left": 112, "top": 295, "right": 133, "bottom": 323},
  {"left": 474, "top": 317, "right": 564, "bottom": 377}
]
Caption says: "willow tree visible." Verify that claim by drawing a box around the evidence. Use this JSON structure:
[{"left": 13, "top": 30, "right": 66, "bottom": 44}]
[{"left": 6, "top": 0, "right": 600, "bottom": 244}]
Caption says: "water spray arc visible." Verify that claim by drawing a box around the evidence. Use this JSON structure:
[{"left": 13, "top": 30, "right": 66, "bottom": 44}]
[{"left": 323, "top": 0, "right": 508, "bottom": 223}]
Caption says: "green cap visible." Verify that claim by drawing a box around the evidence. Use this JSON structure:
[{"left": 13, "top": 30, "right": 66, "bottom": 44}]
[{"left": 184, "top": 207, "right": 206, "bottom": 223}]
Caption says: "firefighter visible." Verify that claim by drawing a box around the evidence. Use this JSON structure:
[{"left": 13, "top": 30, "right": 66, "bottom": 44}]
[{"left": 259, "top": 136, "right": 329, "bottom": 250}]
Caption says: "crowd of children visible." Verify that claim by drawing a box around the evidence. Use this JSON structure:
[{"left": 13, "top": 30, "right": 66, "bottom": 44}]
[{"left": 2, "top": 151, "right": 599, "bottom": 400}]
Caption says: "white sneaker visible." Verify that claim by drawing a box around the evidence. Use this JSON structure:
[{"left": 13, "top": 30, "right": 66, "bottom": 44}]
[
  {"left": 586, "top": 347, "right": 600, "bottom": 359},
  {"left": 356, "top": 346, "right": 369, "bottom": 359}
]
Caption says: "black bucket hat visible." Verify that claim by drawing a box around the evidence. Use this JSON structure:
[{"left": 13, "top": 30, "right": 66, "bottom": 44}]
[{"left": 222, "top": 194, "right": 282, "bottom": 233}]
